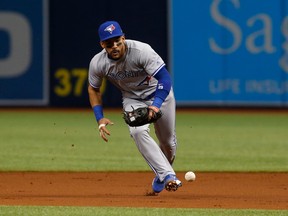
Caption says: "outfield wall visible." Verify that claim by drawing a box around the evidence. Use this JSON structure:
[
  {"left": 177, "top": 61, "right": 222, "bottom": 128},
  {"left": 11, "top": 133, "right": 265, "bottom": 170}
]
[
  {"left": 0, "top": 0, "right": 49, "bottom": 105},
  {"left": 170, "top": 0, "right": 288, "bottom": 107},
  {"left": 1, "top": 0, "right": 288, "bottom": 107}
]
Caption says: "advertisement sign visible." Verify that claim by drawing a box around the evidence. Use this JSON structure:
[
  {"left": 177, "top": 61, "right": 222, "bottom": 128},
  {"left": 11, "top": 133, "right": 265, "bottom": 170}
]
[
  {"left": 0, "top": 0, "right": 48, "bottom": 105},
  {"left": 170, "top": 0, "right": 288, "bottom": 106}
]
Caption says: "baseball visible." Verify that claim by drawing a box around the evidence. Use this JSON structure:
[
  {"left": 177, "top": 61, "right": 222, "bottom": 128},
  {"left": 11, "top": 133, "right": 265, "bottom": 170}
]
[{"left": 185, "top": 171, "right": 196, "bottom": 182}]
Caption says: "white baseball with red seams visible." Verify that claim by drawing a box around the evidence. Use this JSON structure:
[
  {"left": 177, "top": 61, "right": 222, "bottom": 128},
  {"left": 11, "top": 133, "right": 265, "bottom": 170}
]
[{"left": 185, "top": 171, "right": 196, "bottom": 182}]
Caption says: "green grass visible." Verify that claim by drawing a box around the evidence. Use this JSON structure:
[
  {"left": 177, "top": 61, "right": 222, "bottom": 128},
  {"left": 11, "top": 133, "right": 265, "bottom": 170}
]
[
  {"left": 175, "top": 112, "right": 288, "bottom": 171},
  {"left": 0, "top": 110, "right": 287, "bottom": 171},
  {"left": 0, "top": 206, "right": 287, "bottom": 216},
  {"left": 0, "top": 110, "right": 146, "bottom": 171},
  {"left": 0, "top": 109, "right": 288, "bottom": 215}
]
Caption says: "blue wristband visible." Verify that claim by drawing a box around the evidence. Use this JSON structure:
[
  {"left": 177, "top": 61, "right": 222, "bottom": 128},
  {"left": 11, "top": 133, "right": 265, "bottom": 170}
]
[
  {"left": 152, "top": 97, "right": 164, "bottom": 109},
  {"left": 93, "top": 105, "right": 104, "bottom": 122}
]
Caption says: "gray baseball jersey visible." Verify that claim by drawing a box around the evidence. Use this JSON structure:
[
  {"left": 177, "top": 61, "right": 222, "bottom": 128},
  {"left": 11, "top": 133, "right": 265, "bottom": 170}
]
[
  {"left": 89, "top": 40, "right": 164, "bottom": 99},
  {"left": 88, "top": 39, "right": 177, "bottom": 182}
]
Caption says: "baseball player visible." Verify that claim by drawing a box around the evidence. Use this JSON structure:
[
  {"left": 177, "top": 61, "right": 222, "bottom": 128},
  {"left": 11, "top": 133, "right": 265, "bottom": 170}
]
[{"left": 88, "top": 21, "right": 182, "bottom": 193}]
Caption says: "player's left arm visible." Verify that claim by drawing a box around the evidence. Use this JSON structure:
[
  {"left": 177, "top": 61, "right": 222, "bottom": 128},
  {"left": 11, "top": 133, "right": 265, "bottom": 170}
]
[{"left": 149, "top": 66, "right": 172, "bottom": 118}]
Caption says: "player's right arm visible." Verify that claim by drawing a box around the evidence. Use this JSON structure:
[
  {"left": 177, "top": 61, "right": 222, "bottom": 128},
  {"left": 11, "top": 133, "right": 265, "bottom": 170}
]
[
  {"left": 88, "top": 55, "right": 114, "bottom": 142},
  {"left": 88, "top": 84, "right": 113, "bottom": 142}
]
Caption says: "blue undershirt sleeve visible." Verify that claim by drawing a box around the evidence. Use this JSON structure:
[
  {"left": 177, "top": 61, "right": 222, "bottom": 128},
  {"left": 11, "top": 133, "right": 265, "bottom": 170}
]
[{"left": 152, "top": 66, "right": 172, "bottom": 108}]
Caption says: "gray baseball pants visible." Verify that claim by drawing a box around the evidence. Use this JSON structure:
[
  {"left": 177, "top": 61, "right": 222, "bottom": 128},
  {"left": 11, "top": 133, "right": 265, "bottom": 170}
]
[{"left": 122, "top": 90, "right": 177, "bottom": 182}]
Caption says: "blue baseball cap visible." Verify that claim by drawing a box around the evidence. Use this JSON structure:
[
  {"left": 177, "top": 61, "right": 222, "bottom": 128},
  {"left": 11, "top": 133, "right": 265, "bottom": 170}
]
[{"left": 98, "top": 21, "right": 124, "bottom": 42}]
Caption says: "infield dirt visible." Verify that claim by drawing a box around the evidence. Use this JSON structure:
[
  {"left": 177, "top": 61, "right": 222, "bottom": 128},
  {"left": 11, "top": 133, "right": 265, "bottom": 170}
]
[{"left": 0, "top": 172, "right": 287, "bottom": 209}]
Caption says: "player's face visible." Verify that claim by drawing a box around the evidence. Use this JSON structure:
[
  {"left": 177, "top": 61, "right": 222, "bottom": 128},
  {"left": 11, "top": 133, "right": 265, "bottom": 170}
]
[{"left": 101, "top": 36, "right": 126, "bottom": 60}]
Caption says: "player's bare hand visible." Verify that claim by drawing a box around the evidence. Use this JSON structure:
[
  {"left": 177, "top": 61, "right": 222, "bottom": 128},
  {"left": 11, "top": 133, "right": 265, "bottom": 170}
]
[
  {"left": 148, "top": 106, "right": 160, "bottom": 120},
  {"left": 98, "top": 118, "right": 114, "bottom": 142}
]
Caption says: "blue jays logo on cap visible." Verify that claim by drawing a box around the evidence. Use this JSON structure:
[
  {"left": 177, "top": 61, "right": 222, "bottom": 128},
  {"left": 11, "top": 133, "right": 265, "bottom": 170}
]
[
  {"left": 98, "top": 21, "right": 124, "bottom": 41},
  {"left": 104, "top": 24, "right": 115, "bottom": 34}
]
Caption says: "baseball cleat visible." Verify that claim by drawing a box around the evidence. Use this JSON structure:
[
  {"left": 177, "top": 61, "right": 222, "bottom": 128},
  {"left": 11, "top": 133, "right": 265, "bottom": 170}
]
[
  {"left": 164, "top": 174, "right": 182, "bottom": 192},
  {"left": 152, "top": 176, "right": 165, "bottom": 193}
]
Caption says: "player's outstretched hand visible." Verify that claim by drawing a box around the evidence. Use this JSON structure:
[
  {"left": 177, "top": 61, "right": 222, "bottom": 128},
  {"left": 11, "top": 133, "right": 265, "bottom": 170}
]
[{"left": 98, "top": 118, "right": 114, "bottom": 142}]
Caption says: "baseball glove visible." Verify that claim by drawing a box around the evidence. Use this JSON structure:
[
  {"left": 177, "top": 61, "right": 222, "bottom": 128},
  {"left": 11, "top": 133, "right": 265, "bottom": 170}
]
[{"left": 123, "top": 106, "right": 162, "bottom": 127}]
